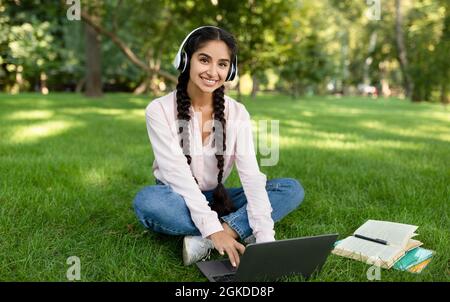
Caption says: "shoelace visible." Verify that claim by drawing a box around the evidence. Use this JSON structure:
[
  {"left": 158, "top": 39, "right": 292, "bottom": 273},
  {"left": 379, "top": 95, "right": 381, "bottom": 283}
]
[{"left": 201, "top": 248, "right": 212, "bottom": 262}]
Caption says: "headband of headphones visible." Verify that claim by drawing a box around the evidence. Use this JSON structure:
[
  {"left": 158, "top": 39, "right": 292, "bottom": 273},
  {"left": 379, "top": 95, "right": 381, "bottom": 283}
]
[{"left": 172, "top": 26, "right": 238, "bottom": 82}]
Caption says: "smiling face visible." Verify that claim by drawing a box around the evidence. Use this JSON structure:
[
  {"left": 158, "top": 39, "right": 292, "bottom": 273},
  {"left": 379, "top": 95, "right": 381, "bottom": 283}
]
[{"left": 188, "top": 40, "right": 232, "bottom": 94}]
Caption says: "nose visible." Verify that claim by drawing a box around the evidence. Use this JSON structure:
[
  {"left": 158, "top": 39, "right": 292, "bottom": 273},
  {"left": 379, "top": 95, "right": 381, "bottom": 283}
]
[{"left": 206, "top": 64, "right": 218, "bottom": 78}]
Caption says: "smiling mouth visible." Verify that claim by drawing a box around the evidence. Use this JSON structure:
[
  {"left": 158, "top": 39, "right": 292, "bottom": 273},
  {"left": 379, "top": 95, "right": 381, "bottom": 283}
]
[{"left": 200, "top": 76, "right": 218, "bottom": 84}]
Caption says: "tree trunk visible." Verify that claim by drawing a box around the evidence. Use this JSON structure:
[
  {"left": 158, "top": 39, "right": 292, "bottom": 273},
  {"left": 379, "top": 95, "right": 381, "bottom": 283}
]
[
  {"left": 439, "top": 1, "right": 450, "bottom": 105},
  {"left": 149, "top": 74, "right": 160, "bottom": 96},
  {"left": 251, "top": 74, "right": 259, "bottom": 99},
  {"left": 363, "top": 31, "right": 377, "bottom": 85},
  {"left": 236, "top": 77, "right": 242, "bottom": 102},
  {"left": 340, "top": 30, "right": 349, "bottom": 95},
  {"left": 379, "top": 61, "right": 391, "bottom": 97},
  {"left": 395, "top": 0, "right": 414, "bottom": 100},
  {"left": 291, "top": 80, "right": 299, "bottom": 100},
  {"left": 84, "top": 21, "right": 103, "bottom": 97},
  {"left": 11, "top": 65, "right": 24, "bottom": 94},
  {"left": 75, "top": 77, "right": 86, "bottom": 93},
  {"left": 441, "top": 82, "right": 449, "bottom": 105},
  {"left": 133, "top": 77, "right": 149, "bottom": 95}
]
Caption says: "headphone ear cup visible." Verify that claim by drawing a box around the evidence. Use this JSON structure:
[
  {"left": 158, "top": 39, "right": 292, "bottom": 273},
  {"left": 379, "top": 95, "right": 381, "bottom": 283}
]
[
  {"left": 173, "top": 55, "right": 179, "bottom": 70},
  {"left": 227, "top": 56, "right": 238, "bottom": 81},
  {"left": 226, "top": 64, "right": 234, "bottom": 81},
  {"left": 179, "top": 51, "right": 188, "bottom": 73},
  {"left": 233, "top": 57, "right": 239, "bottom": 81},
  {"left": 227, "top": 63, "right": 237, "bottom": 82}
]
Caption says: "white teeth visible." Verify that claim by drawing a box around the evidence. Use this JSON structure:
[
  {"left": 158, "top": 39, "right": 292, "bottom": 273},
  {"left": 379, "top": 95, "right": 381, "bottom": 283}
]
[{"left": 201, "top": 77, "right": 216, "bottom": 84}]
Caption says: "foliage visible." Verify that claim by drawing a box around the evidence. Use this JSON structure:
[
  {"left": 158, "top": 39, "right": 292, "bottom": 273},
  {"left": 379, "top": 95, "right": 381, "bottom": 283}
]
[{"left": 0, "top": 0, "right": 448, "bottom": 102}]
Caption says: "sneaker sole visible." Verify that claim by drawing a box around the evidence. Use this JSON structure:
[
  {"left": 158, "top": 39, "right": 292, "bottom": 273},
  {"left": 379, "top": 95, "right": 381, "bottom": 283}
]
[{"left": 182, "top": 237, "right": 192, "bottom": 266}]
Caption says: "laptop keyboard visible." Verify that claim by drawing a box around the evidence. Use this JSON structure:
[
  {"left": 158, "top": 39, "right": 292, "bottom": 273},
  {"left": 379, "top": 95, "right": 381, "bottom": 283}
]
[{"left": 212, "top": 274, "right": 236, "bottom": 282}]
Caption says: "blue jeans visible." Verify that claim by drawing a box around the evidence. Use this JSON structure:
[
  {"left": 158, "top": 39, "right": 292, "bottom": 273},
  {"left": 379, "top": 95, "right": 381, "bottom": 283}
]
[{"left": 133, "top": 178, "right": 305, "bottom": 240}]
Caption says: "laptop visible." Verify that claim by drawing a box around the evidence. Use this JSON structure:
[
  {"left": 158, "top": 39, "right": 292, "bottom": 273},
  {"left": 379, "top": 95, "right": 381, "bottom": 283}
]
[{"left": 196, "top": 233, "right": 338, "bottom": 282}]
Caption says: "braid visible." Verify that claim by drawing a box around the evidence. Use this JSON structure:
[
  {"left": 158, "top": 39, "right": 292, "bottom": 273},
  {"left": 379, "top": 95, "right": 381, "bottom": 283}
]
[
  {"left": 176, "top": 72, "right": 199, "bottom": 185},
  {"left": 211, "top": 85, "right": 235, "bottom": 217},
  {"left": 175, "top": 74, "right": 235, "bottom": 217}
]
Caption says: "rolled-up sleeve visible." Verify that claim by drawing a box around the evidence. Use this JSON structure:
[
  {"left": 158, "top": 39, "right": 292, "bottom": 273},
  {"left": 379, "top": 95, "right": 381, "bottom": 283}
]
[
  {"left": 234, "top": 107, "right": 275, "bottom": 243},
  {"left": 145, "top": 102, "right": 224, "bottom": 238}
]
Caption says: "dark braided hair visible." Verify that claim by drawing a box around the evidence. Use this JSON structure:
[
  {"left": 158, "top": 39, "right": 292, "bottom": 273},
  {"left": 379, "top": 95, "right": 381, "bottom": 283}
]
[{"left": 176, "top": 27, "right": 237, "bottom": 217}]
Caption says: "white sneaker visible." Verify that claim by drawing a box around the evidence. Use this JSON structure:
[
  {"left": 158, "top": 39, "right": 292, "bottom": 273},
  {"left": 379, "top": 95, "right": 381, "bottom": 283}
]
[{"left": 182, "top": 235, "right": 215, "bottom": 266}]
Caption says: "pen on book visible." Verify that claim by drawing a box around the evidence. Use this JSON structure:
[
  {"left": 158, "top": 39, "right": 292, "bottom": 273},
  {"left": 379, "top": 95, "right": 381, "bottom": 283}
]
[{"left": 354, "top": 234, "right": 388, "bottom": 245}]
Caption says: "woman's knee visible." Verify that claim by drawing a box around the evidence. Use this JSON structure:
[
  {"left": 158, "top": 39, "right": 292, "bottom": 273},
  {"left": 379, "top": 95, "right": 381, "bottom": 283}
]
[
  {"left": 270, "top": 177, "right": 305, "bottom": 211},
  {"left": 286, "top": 178, "right": 305, "bottom": 209},
  {"left": 133, "top": 186, "right": 158, "bottom": 219},
  {"left": 132, "top": 185, "right": 198, "bottom": 235},
  {"left": 133, "top": 185, "right": 178, "bottom": 226}
]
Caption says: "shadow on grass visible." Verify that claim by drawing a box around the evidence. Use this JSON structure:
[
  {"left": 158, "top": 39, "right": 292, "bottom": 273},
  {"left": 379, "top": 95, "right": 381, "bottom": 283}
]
[{"left": 0, "top": 93, "right": 448, "bottom": 281}]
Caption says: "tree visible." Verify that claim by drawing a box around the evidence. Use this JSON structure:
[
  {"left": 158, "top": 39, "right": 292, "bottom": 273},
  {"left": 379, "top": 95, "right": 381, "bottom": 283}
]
[
  {"left": 395, "top": 0, "right": 414, "bottom": 100},
  {"left": 6, "top": 19, "right": 59, "bottom": 93},
  {"left": 84, "top": 13, "right": 102, "bottom": 96},
  {"left": 436, "top": 0, "right": 450, "bottom": 104},
  {"left": 276, "top": 1, "right": 335, "bottom": 97},
  {"left": 208, "top": 0, "right": 292, "bottom": 99},
  {"left": 74, "top": 0, "right": 180, "bottom": 95}
]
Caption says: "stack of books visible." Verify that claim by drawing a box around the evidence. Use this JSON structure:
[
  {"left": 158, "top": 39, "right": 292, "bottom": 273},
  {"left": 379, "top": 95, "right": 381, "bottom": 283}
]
[{"left": 332, "top": 220, "right": 433, "bottom": 273}]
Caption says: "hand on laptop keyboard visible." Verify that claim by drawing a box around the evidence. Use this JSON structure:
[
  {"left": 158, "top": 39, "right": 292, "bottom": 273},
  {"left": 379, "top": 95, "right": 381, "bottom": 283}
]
[{"left": 208, "top": 231, "right": 246, "bottom": 267}]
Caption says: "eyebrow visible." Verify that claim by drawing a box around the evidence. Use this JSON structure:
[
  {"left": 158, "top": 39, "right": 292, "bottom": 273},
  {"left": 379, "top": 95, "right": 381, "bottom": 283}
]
[{"left": 198, "top": 53, "right": 230, "bottom": 63}]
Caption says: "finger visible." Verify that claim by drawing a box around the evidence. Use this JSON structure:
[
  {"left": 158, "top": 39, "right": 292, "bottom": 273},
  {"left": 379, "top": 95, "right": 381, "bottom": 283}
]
[
  {"left": 230, "top": 246, "right": 240, "bottom": 267},
  {"left": 214, "top": 244, "right": 224, "bottom": 256},
  {"left": 225, "top": 247, "right": 237, "bottom": 268},
  {"left": 235, "top": 242, "right": 246, "bottom": 255}
]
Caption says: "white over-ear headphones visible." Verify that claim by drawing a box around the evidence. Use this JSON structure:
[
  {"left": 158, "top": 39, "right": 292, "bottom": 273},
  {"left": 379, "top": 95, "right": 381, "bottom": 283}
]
[{"left": 172, "top": 26, "right": 238, "bottom": 82}]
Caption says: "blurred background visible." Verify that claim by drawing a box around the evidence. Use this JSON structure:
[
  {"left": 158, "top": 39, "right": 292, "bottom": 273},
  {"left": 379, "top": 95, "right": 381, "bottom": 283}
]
[
  {"left": 1, "top": 1, "right": 449, "bottom": 281},
  {"left": 1, "top": 0, "right": 448, "bottom": 103}
]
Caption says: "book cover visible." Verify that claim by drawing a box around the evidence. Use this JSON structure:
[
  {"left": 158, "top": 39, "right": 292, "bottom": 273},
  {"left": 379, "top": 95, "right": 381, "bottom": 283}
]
[
  {"left": 393, "top": 247, "right": 434, "bottom": 271},
  {"left": 407, "top": 258, "right": 432, "bottom": 273}
]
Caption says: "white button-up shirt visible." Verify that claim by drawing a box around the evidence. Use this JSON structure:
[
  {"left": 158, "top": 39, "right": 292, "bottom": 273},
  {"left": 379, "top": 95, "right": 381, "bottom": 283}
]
[{"left": 145, "top": 90, "right": 275, "bottom": 242}]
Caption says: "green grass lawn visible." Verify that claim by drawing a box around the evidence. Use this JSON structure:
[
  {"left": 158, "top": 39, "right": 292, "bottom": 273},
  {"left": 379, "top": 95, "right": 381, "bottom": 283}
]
[{"left": 0, "top": 92, "right": 448, "bottom": 281}]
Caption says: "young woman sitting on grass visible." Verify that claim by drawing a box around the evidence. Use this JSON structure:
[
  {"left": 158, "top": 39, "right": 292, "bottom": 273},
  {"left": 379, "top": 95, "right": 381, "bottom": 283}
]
[{"left": 133, "top": 26, "right": 305, "bottom": 267}]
